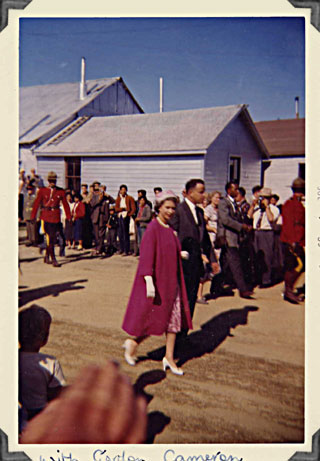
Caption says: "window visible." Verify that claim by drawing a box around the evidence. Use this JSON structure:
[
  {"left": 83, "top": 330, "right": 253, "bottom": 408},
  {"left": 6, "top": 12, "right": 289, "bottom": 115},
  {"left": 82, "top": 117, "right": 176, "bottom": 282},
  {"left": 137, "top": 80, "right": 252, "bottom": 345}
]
[
  {"left": 229, "top": 156, "right": 241, "bottom": 184},
  {"left": 65, "top": 157, "right": 81, "bottom": 192},
  {"left": 298, "top": 163, "right": 305, "bottom": 181}
]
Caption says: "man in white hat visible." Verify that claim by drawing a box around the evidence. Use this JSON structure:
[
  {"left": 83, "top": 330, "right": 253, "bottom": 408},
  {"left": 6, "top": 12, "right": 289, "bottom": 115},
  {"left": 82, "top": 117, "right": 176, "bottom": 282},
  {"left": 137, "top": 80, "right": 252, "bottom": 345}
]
[{"left": 248, "top": 187, "right": 280, "bottom": 288}]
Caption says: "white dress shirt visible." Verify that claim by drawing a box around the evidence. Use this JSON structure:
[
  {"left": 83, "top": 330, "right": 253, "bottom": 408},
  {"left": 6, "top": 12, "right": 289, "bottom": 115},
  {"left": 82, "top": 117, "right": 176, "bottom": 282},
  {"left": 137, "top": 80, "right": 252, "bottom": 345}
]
[{"left": 185, "top": 197, "right": 199, "bottom": 225}]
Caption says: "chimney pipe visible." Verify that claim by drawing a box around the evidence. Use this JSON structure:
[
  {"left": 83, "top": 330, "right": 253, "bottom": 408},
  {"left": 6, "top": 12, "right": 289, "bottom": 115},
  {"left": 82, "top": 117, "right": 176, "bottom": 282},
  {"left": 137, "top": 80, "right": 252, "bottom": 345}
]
[
  {"left": 80, "top": 57, "right": 87, "bottom": 100},
  {"left": 295, "top": 96, "right": 299, "bottom": 119},
  {"left": 160, "top": 77, "right": 163, "bottom": 113}
]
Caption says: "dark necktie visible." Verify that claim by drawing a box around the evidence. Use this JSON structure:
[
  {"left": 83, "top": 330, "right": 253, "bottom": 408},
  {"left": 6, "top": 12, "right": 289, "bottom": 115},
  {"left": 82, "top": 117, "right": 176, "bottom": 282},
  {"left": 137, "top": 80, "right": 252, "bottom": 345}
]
[
  {"left": 256, "top": 210, "right": 264, "bottom": 229},
  {"left": 195, "top": 207, "right": 202, "bottom": 240}
]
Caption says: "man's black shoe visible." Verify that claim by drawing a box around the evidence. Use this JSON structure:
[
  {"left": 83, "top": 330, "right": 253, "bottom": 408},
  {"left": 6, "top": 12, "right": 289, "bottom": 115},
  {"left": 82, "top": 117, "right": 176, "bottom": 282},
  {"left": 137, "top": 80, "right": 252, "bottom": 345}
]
[
  {"left": 259, "top": 282, "right": 273, "bottom": 289},
  {"left": 239, "top": 291, "right": 254, "bottom": 299}
]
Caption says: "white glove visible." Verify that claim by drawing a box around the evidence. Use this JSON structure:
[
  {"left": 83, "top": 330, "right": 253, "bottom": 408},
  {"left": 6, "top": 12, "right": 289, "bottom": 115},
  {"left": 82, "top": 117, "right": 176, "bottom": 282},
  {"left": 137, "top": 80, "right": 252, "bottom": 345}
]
[
  {"left": 180, "top": 251, "right": 190, "bottom": 260},
  {"left": 144, "top": 276, "right": 155, "bottom": 298}
]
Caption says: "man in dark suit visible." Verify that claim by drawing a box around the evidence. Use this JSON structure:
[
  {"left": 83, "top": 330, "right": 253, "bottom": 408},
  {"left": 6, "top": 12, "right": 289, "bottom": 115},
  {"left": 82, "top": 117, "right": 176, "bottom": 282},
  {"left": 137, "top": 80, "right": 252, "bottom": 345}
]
[
  {"left": 216, "top": 180, "right": 253, "bottom": 299},
  {"left": 90, "top": 181, "right": 115, "bottom": 256},
  {"left": 170, "top": 179, "right": 218, "bottom": 321}
]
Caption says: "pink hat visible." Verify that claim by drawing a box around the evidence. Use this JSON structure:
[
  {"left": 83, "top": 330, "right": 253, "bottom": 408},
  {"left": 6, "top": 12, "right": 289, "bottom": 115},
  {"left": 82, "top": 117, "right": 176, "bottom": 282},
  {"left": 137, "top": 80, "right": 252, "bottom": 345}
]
[{"left": 155, "top": 190, "right": 178, "bottom": 205}]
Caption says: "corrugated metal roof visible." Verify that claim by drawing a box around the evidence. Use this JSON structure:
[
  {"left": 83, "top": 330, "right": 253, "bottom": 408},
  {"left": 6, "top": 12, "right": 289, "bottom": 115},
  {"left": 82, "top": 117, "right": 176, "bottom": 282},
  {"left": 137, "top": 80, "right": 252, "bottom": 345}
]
[
  {"left": 36, "top": 104, "right": 251, "bottom": 155},
  {"left": 255, "top": 118, "right": 305, "bottom": 157},
  {"left": 19, "top": 77, "right": 120, "bottom": 144}
]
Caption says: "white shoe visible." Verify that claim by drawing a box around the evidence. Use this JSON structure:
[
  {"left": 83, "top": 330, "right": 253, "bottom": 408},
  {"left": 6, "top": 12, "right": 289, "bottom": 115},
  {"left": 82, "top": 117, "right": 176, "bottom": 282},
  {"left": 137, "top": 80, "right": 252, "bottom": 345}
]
[
  {"left": 162, "top": 357, "right": 184, "bottom": 376},
  {"left": 122, "top": 339, "right": 137, "bottom": 366}
]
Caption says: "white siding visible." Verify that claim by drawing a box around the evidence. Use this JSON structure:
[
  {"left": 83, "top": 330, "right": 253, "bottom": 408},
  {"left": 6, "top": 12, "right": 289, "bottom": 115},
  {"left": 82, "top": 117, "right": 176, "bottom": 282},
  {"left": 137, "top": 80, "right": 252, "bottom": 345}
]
[
  {"left": 264, "top": 157, "right": 304, "bottom": 203},
  {"left": 78, "top": 81, "right": 141, "bottom": 117},
  {"left": 204, "top": 116, "right": 263, "bottom": 195},
  {"left": 20, "top": 147, "right": 38, "bottom": 173},
  {"left": 82, "top": 155, "right": 204, "bottom": 199},
  {"left": 37, "top": 157, "right": 65, "bottom": 188}
]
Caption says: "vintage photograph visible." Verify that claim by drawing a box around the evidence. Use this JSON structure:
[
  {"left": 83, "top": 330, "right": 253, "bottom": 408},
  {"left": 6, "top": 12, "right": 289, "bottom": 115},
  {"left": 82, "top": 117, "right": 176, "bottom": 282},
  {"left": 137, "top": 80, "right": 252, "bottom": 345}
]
[{"left": 10, "top": 10, "right": 312, "bottom": 457}]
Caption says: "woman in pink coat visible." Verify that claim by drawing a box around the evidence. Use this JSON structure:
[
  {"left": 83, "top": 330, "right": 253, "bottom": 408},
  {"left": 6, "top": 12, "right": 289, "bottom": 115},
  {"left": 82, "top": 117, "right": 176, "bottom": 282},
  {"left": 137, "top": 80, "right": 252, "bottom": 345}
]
[{"left": 122, "top": 191, "right": 192, "bottom": 375}]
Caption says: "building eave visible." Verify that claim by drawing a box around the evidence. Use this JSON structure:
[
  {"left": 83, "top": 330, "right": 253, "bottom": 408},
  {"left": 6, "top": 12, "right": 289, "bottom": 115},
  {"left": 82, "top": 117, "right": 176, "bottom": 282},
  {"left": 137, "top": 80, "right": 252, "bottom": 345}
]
[
  {"left": 35, "top": 149, "right": 207, "bottom": 157},
  {"left": 240, "top": 107, "right": 270, "bottom": 159}
]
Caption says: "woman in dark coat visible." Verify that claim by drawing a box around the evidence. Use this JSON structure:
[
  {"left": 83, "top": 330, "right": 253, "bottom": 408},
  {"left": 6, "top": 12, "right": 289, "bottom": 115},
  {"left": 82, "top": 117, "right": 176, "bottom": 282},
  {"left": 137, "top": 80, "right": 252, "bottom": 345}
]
[{"left": 122, "top": 191, "right": 192, "bottom": 376}]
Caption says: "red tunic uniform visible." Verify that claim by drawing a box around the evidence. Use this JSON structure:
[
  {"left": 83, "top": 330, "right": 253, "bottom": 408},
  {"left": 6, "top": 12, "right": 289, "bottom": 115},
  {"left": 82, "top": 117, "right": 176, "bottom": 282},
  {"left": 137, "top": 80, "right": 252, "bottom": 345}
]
[
  {"left": 31, "top": 187, "right": 71, "bottom": 223},
  {"left": 280, "top": 196, "right": 305, "bottom": 246}
]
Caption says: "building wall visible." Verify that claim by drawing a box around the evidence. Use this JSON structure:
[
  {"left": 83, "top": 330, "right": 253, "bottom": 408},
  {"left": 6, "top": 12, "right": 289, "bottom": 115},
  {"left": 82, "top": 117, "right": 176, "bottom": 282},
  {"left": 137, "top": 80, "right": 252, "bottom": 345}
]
[
  {"left": 20, "top": 147, "right": 38, "bottom": 173},
  {"left": 37, "top": 157, "right": 65, "bottom": 188},
  {"left": 21, "top": 81, "right": 142, "bottom": 176},
  {"left": 263, "top": 156, "right": 305, "bottom": 203},
  {"left": 204, "top": 116, "right": 264, "bottom": 196},
  {"left": 78, "top": 81, "right": 141, "bottom": 117},
  {"left": 81, "top": 155, "right": 204, "bottom": 199}
]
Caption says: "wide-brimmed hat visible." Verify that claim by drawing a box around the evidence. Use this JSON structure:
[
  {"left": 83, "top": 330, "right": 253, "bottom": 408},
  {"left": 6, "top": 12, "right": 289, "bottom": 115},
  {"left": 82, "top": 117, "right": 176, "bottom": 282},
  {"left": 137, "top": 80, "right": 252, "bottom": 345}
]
[
  {"left": 291, "top": 177, "right": 305, "bottom": 191},
  {"left": 259, "top": 187, "right": 272, "bottom": 197},
  {"left": 47, "top": 171, "right": 57, "bottom": 181},
  {"left": 155, "top": 190, "right": 178, "bottom": 205}
]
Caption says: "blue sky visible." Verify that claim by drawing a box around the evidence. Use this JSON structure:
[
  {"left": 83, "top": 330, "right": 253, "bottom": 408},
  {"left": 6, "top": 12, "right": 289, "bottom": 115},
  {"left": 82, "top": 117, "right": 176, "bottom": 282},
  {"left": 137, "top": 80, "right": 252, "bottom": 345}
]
[{"left": 19, "top": 17, "right": 305, "bottom": 122}]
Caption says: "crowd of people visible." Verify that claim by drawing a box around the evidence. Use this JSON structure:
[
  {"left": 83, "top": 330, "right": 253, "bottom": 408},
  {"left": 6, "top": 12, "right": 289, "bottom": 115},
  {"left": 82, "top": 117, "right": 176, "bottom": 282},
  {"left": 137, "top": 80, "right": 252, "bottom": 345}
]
[
  {"left": 19, "top": 170, "right": 161, "bottom": 265},
  {"left": 18, "top": 171, "right": 305, "bottom": 442},
  {"left": 19, "top": 169, "right": 305, "bottom": 303}
]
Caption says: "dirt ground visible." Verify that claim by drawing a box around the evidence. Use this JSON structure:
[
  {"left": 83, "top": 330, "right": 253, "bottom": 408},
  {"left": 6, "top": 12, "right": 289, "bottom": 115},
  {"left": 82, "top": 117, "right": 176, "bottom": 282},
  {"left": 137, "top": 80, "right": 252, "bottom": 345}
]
[{"left": 18, "top": 230, "right": 305, "bottom": 444}]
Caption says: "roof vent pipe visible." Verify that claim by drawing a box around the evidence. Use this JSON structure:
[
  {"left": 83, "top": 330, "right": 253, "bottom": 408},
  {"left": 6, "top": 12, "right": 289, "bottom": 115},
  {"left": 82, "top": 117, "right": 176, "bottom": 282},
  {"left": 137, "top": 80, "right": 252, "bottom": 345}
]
[
  {"left": 295, "top": 96, "right": 299, "bottom": 119},
  {"left": 160, "top": 77, "right": 164, "bottom": 113},
  {"left": 80, "top": 57, "right": 87, "bottom": 100}
]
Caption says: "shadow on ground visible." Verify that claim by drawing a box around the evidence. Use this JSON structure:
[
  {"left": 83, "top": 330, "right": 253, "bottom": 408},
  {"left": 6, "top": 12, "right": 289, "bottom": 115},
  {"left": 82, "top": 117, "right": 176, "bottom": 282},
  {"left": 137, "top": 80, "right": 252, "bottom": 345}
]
[
  {"left": 146, "top": 305, "right": 259, "bottom": 367},
  {"left": 19, "top": 257, "right": 42, "bottom": 264},
  {"left": 133, "top": 369, "right": 170, "bottom": 443},
  {"left": 19, "top": 279, "right": 88, "bottom": 307},
  {"left": 132, "top": 306, "right": 259, "bottom": 441},
  {"left": 61, "top": 251, "right": 105, "bottom": 265}
]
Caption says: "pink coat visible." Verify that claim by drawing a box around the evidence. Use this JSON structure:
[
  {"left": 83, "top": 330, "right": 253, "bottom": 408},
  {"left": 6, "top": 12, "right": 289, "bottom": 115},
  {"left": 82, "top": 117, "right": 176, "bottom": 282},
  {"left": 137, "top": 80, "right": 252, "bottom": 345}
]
[{"left": 122, "top": 219, "right": 192, "bottom": 336}]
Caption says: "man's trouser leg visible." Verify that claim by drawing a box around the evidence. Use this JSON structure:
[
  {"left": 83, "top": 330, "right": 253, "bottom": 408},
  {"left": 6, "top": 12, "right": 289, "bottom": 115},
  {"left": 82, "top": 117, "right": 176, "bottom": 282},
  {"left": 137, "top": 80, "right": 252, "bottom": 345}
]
[
  {"left": 225, "top": 246, "right": 248, "bottom": 293},
  {"left": 254, "top": 231, "right": 274, "bottom": 285},
  {"left": 44, "top": 222, "right": 60, "bottom": 267},
  {"left": 97, "top": 226, "right": 106, "bottom": 253},
  {"left": 283, "top": 243, "right": 305, "bottom": 303},
  {"left": 118, "top": 217, "right": 126, "bottom": 253}
]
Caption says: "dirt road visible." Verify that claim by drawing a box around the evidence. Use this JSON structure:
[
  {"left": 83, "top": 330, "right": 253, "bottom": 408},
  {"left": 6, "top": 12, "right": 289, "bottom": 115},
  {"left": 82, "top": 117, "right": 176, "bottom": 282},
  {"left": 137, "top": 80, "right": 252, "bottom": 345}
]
[{"left": 18, "top": 234, "right": 304, "bottom": 444}]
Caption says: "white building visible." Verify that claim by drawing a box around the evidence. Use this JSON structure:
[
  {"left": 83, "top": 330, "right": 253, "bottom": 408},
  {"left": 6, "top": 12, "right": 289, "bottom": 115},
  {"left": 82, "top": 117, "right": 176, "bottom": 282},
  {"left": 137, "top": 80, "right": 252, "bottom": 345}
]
[
  {"left": 255, "top": 118, "right": 305, "bottom": 203},
  {"left": 19, "top": 75, "right": 143, "bottom": 180},
  {"left": 33, "top": 104, "right": 268, "bottom": 198}
]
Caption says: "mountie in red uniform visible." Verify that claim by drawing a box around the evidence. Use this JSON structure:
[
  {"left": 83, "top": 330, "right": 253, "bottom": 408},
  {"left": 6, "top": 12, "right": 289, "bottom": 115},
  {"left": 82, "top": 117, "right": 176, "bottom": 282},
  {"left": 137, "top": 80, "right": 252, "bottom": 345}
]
[
  {"left": 31, "top": 187, "right": 71, "bottom": 223},
  {"left": 31, "top": 171, "right": 71, "bottom": 267},
  {"left": 280, "top": 177, "right": 305, "bottom": 304},
  {"left": 280, "top": 195, "right": 305, "bottom": 247}
]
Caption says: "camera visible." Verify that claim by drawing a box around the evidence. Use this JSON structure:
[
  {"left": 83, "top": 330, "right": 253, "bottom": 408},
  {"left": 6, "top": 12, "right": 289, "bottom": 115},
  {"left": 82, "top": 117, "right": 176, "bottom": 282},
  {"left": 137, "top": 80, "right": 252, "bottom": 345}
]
[{"left": 258, "top": 196, "right": 266, "bottom": 211}]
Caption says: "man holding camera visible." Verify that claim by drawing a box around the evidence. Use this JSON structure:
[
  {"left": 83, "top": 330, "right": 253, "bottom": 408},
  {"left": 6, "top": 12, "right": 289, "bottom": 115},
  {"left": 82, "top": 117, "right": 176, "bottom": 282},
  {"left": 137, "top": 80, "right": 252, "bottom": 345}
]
[{"left": 248, "top": 187, "right": 280, "bottom": 288}]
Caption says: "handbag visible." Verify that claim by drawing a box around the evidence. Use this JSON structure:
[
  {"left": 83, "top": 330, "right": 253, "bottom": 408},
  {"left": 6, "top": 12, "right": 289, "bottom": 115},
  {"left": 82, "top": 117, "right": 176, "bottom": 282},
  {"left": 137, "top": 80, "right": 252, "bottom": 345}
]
[{"left": 129, "top": 217, "right": 135, "bottom": 236}]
